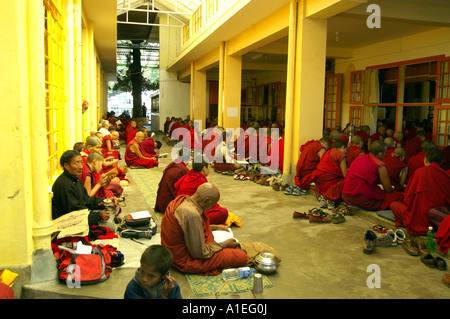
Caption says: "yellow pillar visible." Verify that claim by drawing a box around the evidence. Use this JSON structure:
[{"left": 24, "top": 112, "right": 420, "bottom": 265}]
[
  {"left": 191, "top": 61, "right": 207, "bottom": 126},
  {"left": 284, "top": 0, "right": 328, "bottom": 176},
  {"left": 73, "top": 0, "right": 83, "bottom": 142},
  {"left": 220, "top": 41, "right": 242, "bottom": 131}
]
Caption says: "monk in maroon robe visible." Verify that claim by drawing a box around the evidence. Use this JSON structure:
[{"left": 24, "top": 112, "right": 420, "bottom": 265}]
[
  {"left": 383, "top": 147, "right": 408, "bottom": 191},
  {"left": 390, "top": 148, "right": 450, "bottom": 236},
  {"left": 175, "top": 160, "right": 228, "bottom": 225},
  {"left": 125, "top": 132, "right": 159, "bottom": 169},
  {"left": 161, "top": 184, "right": 247, "bottom": 275},
  {"left": 346, "top": 135, "right": 364, "bottom": 168},
  {"left": 342, "top": 141, "right": 404, "bottom": 211},
  {"left": 354, "top": 125, "right": 370, "bottom": 153},
  {"left": 368, "top": 126, "right": 386, "bottom": 151},
  {"left": 310, "top": 139, "right": 348, "bottom": 201},
  {"left": 155, "top": 159, "right": 189, "bottom": 214},
  {"left": 406, "top": 140, "right": 435, "bottom": 183},
  {"left": 294, "top": 138, "right": 329, "bottom": 190},
  {"left": 403, "top": 130, "right": 426, "bottom": 163},
  {"left": 141, "top": 137, "right": 161, "bottom": 159}
]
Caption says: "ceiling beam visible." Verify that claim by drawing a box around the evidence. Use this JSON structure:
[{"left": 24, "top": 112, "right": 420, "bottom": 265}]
[{"left": 305, "top": 0, "right": 367, "bottom": 19}]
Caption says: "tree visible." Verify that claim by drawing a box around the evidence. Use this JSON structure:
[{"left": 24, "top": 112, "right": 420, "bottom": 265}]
[{"left": 111, "top": 40, "right": 159, "bottom": 117}]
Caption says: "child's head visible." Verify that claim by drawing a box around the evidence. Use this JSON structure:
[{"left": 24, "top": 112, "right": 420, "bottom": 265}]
[
  {"left": 139, "top": 245, "right": 173, "bottom": 289},
  {"left": 86, "top": 152, "right": 104, "bottom": 173}
]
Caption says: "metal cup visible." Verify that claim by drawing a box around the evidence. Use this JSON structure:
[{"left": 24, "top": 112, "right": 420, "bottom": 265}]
[{"left": 253, "top": 273, "right": 263, "bottom": 294}]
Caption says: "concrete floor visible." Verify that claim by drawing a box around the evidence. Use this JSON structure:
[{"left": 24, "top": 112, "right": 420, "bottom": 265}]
[{"left": 22, "top": 133, "right": 450, "bottom": 299}]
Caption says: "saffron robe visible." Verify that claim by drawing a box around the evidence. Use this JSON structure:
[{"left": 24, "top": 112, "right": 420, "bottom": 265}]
[
  {"left": 390, "top": 163, "right": 450, "bottom": 236},
  {"left": 174, "top": 170, "right": 228, "bottom": 225},
  {"left": 161, "top": 195, "right": 247, "bottom": 275},
  {"left": 310, "top": 149, "right": 346, "bottom": 201},
  {"left": 295, "top": 140, "right": 325, "bottom": 189},
  {"left": 342, "top": 154, "right": 403, "bottom": 211},
  {"left": 407, "top": 151, "right": 425, "bottom": 183},
  {"left": 125, "top": 139, "right": 159, "bottom": 168},
  {"left": 154, "top": 161, "right": 189, "bottom": 213}
]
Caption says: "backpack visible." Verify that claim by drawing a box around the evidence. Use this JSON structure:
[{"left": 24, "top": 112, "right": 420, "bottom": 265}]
[
  {"left": 52, "top": 237, "right": 112, "bottom": 286},
  {"left": 118, "top": 213, "right": 157, "bottom": 240}
]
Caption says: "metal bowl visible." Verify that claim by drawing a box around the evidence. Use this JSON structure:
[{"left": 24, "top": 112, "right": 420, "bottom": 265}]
[{"left": 254, "top": 252, "right": 279, "bottom": 274}]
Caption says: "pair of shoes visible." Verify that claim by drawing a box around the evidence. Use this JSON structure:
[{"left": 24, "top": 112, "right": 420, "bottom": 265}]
[
  {"left": 420, "top": 254, "right": 447, "bottom": 270},
  {"left": 331, "top": 212, "right": 345, "bottom": 224},
  {"left": 363, "top": 230, "right": 377, "bottom": 254},
  {"left": 284, "top": 185, "right": 296, "bottom": 195},
  {"left": 308, "top": 208, "right": 331, "bottom": 223},
  {"left": 395, "top": 229, "right": 405, "bottom": 244},
  {"left": 234, "top": 174, "right": 250, "bottom": 180},
  {"left": 402, "top": 237, "right": 429, "bottom": 256},
  {"left": 292, "top": 187, "right": 308, "bottom": 196},
  {"left": 293, "top": 211, "right": 309, "bottom": 219},
  {"left": 332, "top": 204, "right": 354, "bottom": 216},
  {"left": 319, "top": 196, "right": 328, "bottom": 208}
]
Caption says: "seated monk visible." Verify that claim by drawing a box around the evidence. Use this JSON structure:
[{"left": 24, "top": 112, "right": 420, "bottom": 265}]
[
  {"left": 294, "top": 138, "right": 330, "bottom": 190},
  {"left": 141, "top": 137, "right": 161, "bottom": 159},
  {"left": 403, "top": 130, "right": 426, "bottom": 163},
  {"left": 383, "top": 137, "right": 396, "bottom": 158},
  {"left": 346, "top": 134, "right": 364, "bottom": 168},
  {"left": 212, "top": 130, "right": 238, "bottom": 174},
  {"left": 80, "top": 136, "right": 102, "bottom": 165},
  {"left": 161, "top": 183, "right": 247, "bottom": 275},
  {"left": 310, "top": 139, "right": 348, "bottom": 204},
  {"left": 368, "top": 126, "right": 386, "bottom": 151},
  {"left": 101, "top": 126, "right": 120, "bottom": 160},
  {"left": 383, "top": 147, "right": 408, "bottom": 191},
  {"left": 342, "top": 141, "right": 404, "bottom": 211},
  {"left": 393, "top": 131, "right": 404, "bottom": 148},
  {"left": 406, "top": 140, "right": 435, "bottom": 183},
  {"left": 154, "top": 148, "right": 190, "bottom": 214},
  {"left": 354, "top": 125, "right": 370, "bottom": 153},
  {"left": 81, "top": 152, "right": 123, "bottom": 199},
  {"left": 52, "top": 150, "right": 118, "bottom": 230},
  {"left": 390, "top": 148, "right": 450, "bottom": 237},
  {"left": 125, "top": 132, "right": 159, "bottom": 169},
  {"left": 175, "top": 158, "right": 228, "bottom": 225}
]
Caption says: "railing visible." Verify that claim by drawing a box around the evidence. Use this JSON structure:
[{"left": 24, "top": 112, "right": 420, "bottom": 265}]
[{"left": 182, "top": 0, "right": 225, "bottom": 45}]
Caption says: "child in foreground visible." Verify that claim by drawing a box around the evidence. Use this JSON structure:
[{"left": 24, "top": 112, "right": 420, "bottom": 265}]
[{"left": 124, "top": 245, "right": 182, "bottom": 299}]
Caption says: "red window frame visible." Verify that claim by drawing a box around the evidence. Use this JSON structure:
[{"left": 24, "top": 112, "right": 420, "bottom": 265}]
[
  {"left": 324, "top": 74, "right": 342, "bottom": 130},
  {"left": 437, "top": 57, "right": 450, "bottom": 103},
  {"left": 349, "top": 70, "right": 363, "bottom": 104},
  {"left": 349, "top": 105, "right": 363, "bottom": 128}
]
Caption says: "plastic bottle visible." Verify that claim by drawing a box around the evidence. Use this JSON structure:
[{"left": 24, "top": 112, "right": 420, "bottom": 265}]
[
  {"left": 222, "top": 267, "right": 255, "bottom": 281},
  {"left": 426, "top": 226, "right": 436, "bottom": 254}
]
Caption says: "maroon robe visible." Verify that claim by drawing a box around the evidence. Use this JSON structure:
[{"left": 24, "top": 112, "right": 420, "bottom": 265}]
[
  {"left": 407, "top": 151, "right": 425, "bottom": 183},
  {"left": 125, "top": 139, "right": 158, "bottom": 168},
  {"left": 441, "top": 145, "right": 450, "bottom": 171},
  {"left": 354, "top": 130, "right": 369, "bottom": 153},
  {"left": 383, "top": 153, "right": 407, "bottom": 191},
  {"left": 295, "top": 140, "right": 325, "bottom": 189},
  {"left": 310, "top": 149, "right": 346, "bottom": 200},
  {"left": 346, "top": 145, "right": 364, "bottom": 168},
  {"left": 101, "top": 135, "right": 120, "bottom": 160},
  {"left": 175, "top": 170, "right": 228, "bottom": 225},
  {"left": 155, "top": 161, "right": 189, "bottom": 213},
  {"left": 140, "top": 137, "right": 157, "bottom": 158},
  {"left": 390, "top": 163, "right": 450, "bottom": 236},
  {"left": 342, "top": 154, "right": 403, "bottom": 211},
  {"left": 403, "top": 136, "right": 422, "bottom": 163}
]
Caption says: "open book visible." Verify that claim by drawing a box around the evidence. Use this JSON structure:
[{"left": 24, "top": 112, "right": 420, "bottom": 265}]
[{"left": 212, "top": 228, "right": 238, "bottom": 243}]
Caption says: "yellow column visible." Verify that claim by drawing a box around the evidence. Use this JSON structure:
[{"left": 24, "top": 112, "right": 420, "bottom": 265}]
[
  {"left": 191, "top": 61, "right": 207, "bottom": 126},
  {"left": 285, "top": 0, "right": 328, "bottom": 176},
  {"left": 73, "top": 0, "right": 83, "bottom": 142},
  {"left": 220, "top": 42, "right": 242, "bottom": 131}
]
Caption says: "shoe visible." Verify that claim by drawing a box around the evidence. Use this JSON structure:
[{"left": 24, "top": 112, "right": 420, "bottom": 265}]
[
  {"left": 395, "top": 229, "right": 406, "bottom": 244},
  {"left": 284, "top": 185, "right": 295, "bottom": 195},
  {"left": 308, "top": 208, "right": 331, "bottom": 223},
  {"left": 387, "top": 229, "right": 397, "bottom": 246},
  {"left": 319, "top": 197, "right": 328, "bottom": 208},
  {"left": 372, "top": 225, "right": 390, "bottom": 234},
  {"left": 420, "top": 254, "right": 437, "bottom": 268},
  {"left": 416, "top": 239, "right": 430, "bottom": 255},
  {"left": 363, "top": 230, "right": 377, "bottom": 254},
  {"left": 402, "top": 238, "right": 420, "bottom": 256},
  {"left": 293, "top": 211, "right": 309, "bottom": 219},
  {"left": 436, "top": 257, "right": 447, "bottom": 271},
  {"left": 280, "top": 183, "right": 291, "bottom": 191},
  {"left": 443, "top": 274, "right": 450, "bottom": 288},
  {"left": 292, "top": 187, "right": 308, "bottom": 196},
  {"left": 375, "top": 232, "right": 395, "bottom": 247},
  {"left": 326, "top": 200, "right": 335, "bottom": 210}
]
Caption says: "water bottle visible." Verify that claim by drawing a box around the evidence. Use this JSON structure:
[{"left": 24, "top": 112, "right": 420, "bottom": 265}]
[
  {"left": 426, "top": 226, "right": 436, "bottom": 254},
  {"left": 222, "top": 267, "right": 255, "bottom": 281}
]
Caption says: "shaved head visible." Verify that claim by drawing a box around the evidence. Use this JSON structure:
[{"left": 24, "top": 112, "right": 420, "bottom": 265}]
[{"left": 192, "top": 183, "right": 220, "bottom": 211}]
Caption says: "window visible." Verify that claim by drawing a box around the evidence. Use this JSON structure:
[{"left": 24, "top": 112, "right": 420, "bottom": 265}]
[
  {"left": 350, "top": 71, "right": 362, "bottom": 104},
  {"left": 349, "top": 105, "right": 363, "bottom": 127},
  {"left": 437, "top": 57, "right": 450, "bottom": 102},
  {"left": 434, "top": 105, "right": 450, "bottom": 148},
  {"left": 44, "top": 0, "right": 66, "bottom": 184},
  {"left": 324, "top": 74, "right": 342, "bottom": 129}
]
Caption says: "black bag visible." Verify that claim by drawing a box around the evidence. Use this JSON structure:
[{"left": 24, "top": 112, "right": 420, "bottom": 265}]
[{"left": 118, "top": 213, "right": 157, "bottom": 239}]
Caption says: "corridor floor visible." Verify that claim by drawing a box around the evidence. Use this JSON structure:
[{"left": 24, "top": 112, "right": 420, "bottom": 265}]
[{"left": 22, "top": 135, "right": 450, "bottom": 299}]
